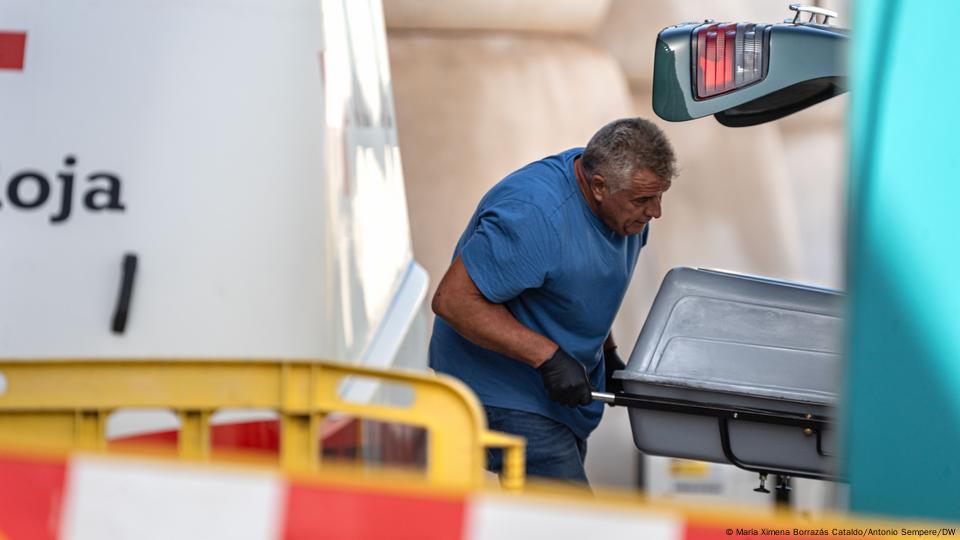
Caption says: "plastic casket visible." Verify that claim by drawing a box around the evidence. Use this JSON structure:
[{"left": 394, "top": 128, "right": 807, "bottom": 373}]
[{"left": 616, "top": 267, "right": 843, "bottom": 479}]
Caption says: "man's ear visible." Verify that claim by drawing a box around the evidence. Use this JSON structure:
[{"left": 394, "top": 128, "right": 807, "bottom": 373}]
[{"left": 590, "top": 175, "right": 606, "bottom": 202}]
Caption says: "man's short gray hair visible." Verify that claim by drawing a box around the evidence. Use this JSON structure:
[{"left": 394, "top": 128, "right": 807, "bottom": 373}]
[{"left": 581, "top": 118, "right": 677, "bottom": 193}]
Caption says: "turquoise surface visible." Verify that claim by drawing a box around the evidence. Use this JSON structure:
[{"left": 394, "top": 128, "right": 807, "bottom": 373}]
[{"left": 846, "top": 0, "right": 960, "bottom": 520}]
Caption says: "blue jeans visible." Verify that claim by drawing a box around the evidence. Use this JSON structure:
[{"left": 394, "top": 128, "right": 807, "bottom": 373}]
[{"left": 484, "top": 406, "right": 590, "bottom": 486}]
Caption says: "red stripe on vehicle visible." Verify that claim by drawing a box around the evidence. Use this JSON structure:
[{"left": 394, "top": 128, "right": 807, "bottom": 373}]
[
  {"left": 0, "top": 453, "right": 67, "bottom": 540},
  {"left": 0, "top": 32, "right": 26, "bottom": 71},
  {"left": 281, "top": 483, "right": 466, "bottom": 540}
]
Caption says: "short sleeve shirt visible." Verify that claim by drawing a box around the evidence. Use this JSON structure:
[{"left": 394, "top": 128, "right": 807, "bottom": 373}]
[{"left": 429, "top": 148, "right": 647, "bottom": 439}]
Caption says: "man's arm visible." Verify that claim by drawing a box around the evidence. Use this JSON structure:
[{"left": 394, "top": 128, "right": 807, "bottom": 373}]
[{"left": 432, "top": 255, "right": 557, "bottom": 368}]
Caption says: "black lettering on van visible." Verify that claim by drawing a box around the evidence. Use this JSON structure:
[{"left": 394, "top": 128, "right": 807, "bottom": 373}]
[
  {"left": 50, "top": 155, "right": 76, "bottom": 223},
  {"left": 1, "top": 156, "right": 126, "bottom": 223},
  {"left": 83, "top": 173, "right": 125, "bottom": 211},
  {"left": 8, "top": 171, "right": 51, "bottom": 209}
]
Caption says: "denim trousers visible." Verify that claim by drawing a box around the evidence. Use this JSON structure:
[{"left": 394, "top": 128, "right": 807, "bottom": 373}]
[{"left": 483, "top": 405, "right": 589, "bottom": 486}]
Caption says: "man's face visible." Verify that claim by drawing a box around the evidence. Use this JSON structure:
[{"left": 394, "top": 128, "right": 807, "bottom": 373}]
[{"left": 592, "top": 169, "right": 671, "bottom": 236}]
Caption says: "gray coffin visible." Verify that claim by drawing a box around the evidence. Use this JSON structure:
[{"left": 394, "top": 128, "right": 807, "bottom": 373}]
[{"left": 615, "top": 267, "right": 843, "bottom": 478}]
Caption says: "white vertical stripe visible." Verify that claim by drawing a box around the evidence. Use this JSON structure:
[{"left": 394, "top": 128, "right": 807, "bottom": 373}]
[
  {"left": 60, "top": 455, "right": 283, "bottom": 540},
  {"left": 465, "top": 495, "right": 683, "bottom": 540}
]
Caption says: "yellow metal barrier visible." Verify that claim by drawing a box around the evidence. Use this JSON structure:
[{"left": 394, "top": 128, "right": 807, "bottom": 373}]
[{"left": 0, "top": 359, "right": 525, "bottom": 490}]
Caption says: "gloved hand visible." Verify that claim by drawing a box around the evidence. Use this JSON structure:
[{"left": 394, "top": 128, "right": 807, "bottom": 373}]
[
  {"left": 604, "top": 346, "right": 626, "bottom": 394},
  {"left": 538, "top": 348, "right": 593, "bottom": 406}
]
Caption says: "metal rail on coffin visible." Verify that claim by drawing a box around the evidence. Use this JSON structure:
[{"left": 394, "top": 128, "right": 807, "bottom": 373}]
[{"left": 0, "top": 359, "right": 525, "bottom": 490}]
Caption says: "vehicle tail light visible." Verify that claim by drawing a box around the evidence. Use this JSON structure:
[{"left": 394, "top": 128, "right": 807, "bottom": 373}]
[{"left": 695, "top": 23, "right": 768, "bottom": 99}]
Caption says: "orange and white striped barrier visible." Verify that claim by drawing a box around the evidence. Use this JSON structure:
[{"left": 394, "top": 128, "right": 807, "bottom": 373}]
[{"left": 0, "top": 451, "right": 954, "bottom": 540}]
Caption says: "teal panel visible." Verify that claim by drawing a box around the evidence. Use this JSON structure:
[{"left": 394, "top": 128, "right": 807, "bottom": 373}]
[{"left": 847, "top": 0, "right": 960, "bottom": 521}]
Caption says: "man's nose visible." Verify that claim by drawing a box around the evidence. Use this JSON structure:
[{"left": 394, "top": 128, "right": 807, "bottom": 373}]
[{"left": 645, "top": 197, "right": 662, "bottom": 219}]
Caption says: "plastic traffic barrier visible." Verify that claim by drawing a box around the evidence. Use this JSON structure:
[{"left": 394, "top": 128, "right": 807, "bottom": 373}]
[
  {"left": 1, "top": 448, "right": 955, "bottom": 540},
  {"left": 0, "top": 359, "right": 524, "bottom": 490}
]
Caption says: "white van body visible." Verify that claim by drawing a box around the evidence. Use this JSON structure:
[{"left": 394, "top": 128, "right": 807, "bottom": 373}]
[{"left": 0, "top": 0, "right": 428, "bottom": 435}]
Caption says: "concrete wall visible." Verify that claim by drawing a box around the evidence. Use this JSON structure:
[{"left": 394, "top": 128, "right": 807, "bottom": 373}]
[{"left": 385, "top": 0, "right": 632, "bottom": 307}]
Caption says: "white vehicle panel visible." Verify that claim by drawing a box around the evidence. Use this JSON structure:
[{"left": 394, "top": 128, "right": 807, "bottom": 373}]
[{"left": 0, "top": 0, "right": 424, "bottom": 366}]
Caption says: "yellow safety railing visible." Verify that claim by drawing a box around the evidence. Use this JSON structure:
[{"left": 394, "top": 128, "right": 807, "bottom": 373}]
[{"left": 0, "top": 359, "right": 525, "bottom": 490}]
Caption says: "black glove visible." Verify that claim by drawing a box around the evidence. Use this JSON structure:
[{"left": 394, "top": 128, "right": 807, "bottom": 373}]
[
  {"left": 538, "top": 348, "right": 593, "bottom": 406},
  {"left": 604, "top": 346, "right": 626, "bottom": 394}
]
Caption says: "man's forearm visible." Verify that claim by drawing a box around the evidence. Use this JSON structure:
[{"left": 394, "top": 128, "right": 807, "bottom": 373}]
[
  {"left": 441, "top": 297, "right": 557, "bottom": 368},
  {"left": 432, "top": 257, "right": 557, "bottom": 368}
]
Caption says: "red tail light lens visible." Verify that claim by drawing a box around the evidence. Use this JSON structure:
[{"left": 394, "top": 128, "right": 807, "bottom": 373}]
[{"left": 696, "top": 23, "right": 768, "bottom": 99}]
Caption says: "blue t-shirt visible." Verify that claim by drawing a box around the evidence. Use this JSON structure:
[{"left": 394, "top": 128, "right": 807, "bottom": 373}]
[{"left": 429, "top": 148, "right": 646, "bottom": 439}]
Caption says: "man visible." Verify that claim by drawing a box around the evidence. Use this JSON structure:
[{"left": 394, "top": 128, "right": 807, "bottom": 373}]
[{"left": 430, "top": 118, "right": 677, "bottom": 485}]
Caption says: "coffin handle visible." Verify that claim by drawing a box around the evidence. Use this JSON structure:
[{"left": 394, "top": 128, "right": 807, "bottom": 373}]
[
  {"left": 815, "top": 428, "right": 835, "bottom": 458},
  {"left": 718, "top": 417, "right": 843, "bottom": 482}
]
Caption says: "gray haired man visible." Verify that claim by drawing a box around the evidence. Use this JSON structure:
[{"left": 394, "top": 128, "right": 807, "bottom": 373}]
[{"left": 430, "top": 118, "right": 677, "bottom": 485}]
